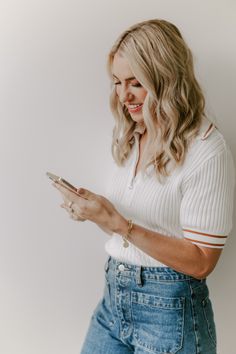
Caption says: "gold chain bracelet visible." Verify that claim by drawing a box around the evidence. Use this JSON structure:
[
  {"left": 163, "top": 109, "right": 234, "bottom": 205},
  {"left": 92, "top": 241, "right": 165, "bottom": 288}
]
[{"left": 122, "top": 219, "right": 133, "bottom": 248}]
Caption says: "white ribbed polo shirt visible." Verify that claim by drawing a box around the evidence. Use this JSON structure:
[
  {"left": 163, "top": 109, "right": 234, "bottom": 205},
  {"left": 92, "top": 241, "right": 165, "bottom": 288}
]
[{"left": 104, "top": 117, "right": 235, "bottom": 266}]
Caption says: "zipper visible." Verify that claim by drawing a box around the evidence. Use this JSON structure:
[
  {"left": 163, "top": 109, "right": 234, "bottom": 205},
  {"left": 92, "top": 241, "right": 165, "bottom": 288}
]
[{"left": 128, "top": 134, "right": 140, "bottom": 189}]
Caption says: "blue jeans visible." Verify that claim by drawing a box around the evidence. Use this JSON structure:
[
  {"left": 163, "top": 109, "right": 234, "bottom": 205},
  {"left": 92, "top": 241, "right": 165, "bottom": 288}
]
[{"left": 81, "top": 256, "right": 217, "bottom": 354}]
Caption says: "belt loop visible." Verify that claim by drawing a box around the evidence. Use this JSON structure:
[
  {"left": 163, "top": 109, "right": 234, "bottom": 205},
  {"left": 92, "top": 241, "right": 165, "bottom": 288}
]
[{"left": 135, "top": 266, "right": 143, "bottom": 287}]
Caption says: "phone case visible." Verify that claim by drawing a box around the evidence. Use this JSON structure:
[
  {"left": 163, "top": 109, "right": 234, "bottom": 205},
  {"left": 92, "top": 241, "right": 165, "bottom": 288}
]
[{"left": 46, "top": 172, "right": 79, "bottom": 194}]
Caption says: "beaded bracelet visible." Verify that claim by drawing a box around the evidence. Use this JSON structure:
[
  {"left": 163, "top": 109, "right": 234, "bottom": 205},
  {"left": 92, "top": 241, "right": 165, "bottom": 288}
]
[{"left": 122, "top": 219, "right": 133, "bottom": 248}]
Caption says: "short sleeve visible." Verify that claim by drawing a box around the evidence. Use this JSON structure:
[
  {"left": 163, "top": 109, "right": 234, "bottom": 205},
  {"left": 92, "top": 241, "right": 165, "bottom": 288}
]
[{"left": 180, "top": 147, "right": 235, "bottom": 248}]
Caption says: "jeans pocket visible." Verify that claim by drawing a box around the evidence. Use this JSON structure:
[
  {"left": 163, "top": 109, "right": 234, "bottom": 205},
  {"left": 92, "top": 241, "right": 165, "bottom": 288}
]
[
  {"left": 202, "top": 296, "right": 217, "bottom": 347},
  {"left": 131, "top": 291, "right": 185, "bottom": 354}
]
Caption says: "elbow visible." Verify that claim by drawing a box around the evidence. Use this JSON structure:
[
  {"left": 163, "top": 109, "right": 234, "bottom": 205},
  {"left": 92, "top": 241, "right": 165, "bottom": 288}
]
[
  {"left": 192, "top": 263, "right": 216, "bottom": 280},
  {"left": 190, "top": 244, "right": 221, "bottom": 280},
  {"left": 193, "top": 269, "right": 211, "bottom": 280}
]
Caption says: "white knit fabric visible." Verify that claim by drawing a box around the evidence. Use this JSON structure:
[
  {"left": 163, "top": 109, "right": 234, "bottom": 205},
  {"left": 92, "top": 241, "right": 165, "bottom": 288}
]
[{"left": 104, "top": 117, "right": 235, "bottom": 266}]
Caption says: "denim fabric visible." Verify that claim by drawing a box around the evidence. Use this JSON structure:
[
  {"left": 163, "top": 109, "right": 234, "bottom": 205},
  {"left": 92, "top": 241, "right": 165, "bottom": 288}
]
[{"left": 81, "top": 256, "right": 217, "bottom": 354}]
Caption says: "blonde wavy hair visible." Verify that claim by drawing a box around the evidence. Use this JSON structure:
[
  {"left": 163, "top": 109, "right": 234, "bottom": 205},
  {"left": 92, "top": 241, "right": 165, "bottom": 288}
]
[{"left": 107, "top": 19, "right": 206, "bottom": 183}]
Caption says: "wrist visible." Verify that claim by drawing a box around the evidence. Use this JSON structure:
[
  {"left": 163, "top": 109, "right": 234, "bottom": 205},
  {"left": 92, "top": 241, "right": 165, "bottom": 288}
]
[{"left": 112, "top": 214, "right": 128, "bottom": 235}]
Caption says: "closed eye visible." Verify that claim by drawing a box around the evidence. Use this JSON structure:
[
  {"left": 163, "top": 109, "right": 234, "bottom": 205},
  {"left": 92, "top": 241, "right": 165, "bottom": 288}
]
[{"left": 113, "top": 82, "right": 142, "bottom": 88}]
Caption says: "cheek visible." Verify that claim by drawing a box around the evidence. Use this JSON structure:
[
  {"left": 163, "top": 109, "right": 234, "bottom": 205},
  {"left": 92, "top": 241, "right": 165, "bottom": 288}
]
[{"left": 140, "top": 89, "right": 148, "bottom": 101}]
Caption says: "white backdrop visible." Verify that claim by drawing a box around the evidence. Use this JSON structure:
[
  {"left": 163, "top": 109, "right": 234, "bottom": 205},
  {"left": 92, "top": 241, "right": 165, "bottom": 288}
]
[{"left": 0, "top": 1, "right": 235, "bottom": 353}]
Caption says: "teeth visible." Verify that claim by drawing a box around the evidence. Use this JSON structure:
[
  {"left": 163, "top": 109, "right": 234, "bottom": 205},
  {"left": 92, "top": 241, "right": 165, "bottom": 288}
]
[{"left": 128, "top": 104, "right": 142, "bottom": 109}]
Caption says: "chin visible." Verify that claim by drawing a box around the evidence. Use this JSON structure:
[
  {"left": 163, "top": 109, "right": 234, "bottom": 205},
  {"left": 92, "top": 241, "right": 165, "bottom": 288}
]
[{"left": 131, "top": 115, "right": 144, "bottom": 124}]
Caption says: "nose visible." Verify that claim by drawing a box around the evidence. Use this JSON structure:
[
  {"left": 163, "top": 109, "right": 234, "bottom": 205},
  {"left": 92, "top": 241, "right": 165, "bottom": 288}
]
[{"left": 119, "top": 84, "right": 133, "bottom": 104}]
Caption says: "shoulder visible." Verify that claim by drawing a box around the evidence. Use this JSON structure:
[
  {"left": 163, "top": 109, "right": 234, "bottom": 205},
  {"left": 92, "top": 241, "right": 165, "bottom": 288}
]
[
  {"left": 182, "top": 116, "right": 235, "bottom": 180},
  {"left": 194, "top": 116, "right": 229, "bottom": 156}
]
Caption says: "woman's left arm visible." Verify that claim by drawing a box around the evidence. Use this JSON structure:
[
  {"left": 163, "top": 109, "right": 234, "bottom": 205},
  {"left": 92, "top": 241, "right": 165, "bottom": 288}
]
[
  {"left": 115, "top": 218, "right": 223, "bottom": 280},
  {"left": 52, "top": 182, "right": 222, "bottom": 280}
]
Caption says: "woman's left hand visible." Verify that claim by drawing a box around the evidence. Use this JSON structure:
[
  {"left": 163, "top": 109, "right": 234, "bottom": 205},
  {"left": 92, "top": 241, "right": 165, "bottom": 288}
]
[{"left": 52, "top": 182, "right": 125, "bottom": 234}]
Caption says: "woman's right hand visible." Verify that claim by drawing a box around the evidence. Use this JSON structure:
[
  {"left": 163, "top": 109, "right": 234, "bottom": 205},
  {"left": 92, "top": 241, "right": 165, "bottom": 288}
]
[
  {"left": 60, "top": 202, "right": 86, "bottom": 222},
  {"left": 61, "top": 202, "right": 113, "bottom": 235},
  {"left": 55, "top": 183, "right": 115, "bottom": 235}
]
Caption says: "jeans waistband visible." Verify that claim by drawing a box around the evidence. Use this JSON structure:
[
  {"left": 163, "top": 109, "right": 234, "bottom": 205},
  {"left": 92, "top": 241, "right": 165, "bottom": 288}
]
[{"left": 104, "top": 255, "right": 205, "bottom": 283}]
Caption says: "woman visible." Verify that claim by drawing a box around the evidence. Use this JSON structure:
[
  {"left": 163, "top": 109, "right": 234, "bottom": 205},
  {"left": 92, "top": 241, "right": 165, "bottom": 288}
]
[{"left": 53, "top": 19, "right": 235, "bottom": 353}]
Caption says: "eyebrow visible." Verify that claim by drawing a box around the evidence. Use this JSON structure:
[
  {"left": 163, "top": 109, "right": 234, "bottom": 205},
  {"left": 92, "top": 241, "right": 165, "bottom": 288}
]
[{"left": 112, "top": 74, "right": 136, "bottom": 81}]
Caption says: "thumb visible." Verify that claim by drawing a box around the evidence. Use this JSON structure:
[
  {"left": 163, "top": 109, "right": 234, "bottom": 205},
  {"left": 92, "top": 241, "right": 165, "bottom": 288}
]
[{"left": 77, "top": 188, "right": 95, "bottom": 200}]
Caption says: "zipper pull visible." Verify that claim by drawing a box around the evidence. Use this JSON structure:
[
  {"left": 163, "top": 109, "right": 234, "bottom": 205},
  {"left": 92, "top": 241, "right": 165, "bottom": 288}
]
[{"left": 128, "top": 177, "right": 134, "bottom": 189}]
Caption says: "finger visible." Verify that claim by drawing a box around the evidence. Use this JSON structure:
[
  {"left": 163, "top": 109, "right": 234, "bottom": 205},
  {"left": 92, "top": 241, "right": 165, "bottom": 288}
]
[
  {"left": 64, "top": 205, "right": 74, "bottom": 213},
  {"left": 60, "top": 203, "right": 69, "bottom": 209},
  {"left": 60, "top": 203, "right": 73, "bottom": 215},
  {"left": 60, "top": 203, "right": 85, "bottom": 221},
  {"left": 60, "top": 203, "right": 71, "bottom": 210},
  {"left": 70, "top": 212, "right": 85, "bottom": 221},
  {"left": 52, "top": 182, "right": 77, "bottom": 202},
  {"left": 53, "top": 185, "right": 75, "bottom": 207},
  {"left": 53, "top": 183, "right": 87, "bottom": 207},
  {"left": 73, "top": 215, "right": 86, "bottom": 222},
  {"left": 74, "top": 213, "right": 86, "bottom": 221},
  {"left": 76, "top": 188, "right": 96, "bottom": 201}
]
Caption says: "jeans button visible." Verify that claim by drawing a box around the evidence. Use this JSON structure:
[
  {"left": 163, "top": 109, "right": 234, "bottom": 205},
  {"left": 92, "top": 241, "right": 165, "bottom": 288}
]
[{"left": 118, "top": 264, "right": 125, "bottom": 271}]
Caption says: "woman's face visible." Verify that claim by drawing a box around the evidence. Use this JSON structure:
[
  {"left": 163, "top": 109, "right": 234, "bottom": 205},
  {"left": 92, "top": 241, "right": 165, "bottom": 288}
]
[{"left": 112, "top": 52, "right": 147, "bottom": 124}]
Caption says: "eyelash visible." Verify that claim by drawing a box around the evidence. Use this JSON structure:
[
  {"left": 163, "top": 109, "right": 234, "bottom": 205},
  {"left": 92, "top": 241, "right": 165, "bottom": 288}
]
[{"left": 114, "top": 82, "right": 142, "bottom": 88}]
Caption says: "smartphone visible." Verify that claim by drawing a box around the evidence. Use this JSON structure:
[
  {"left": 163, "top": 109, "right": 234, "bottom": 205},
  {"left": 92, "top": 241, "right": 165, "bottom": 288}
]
[{"left": 46, "top": 172, "right": 79, "bottom": 194}]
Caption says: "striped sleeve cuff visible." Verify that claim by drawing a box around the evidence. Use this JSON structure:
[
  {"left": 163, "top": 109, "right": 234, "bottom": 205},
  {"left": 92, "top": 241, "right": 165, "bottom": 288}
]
[{"left": 183, "top": 229, "right": 227, "bottom": 249}]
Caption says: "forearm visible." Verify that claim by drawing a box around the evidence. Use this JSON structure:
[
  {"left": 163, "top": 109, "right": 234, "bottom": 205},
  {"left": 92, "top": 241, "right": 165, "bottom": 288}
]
[{"left": 114, "top": 216, "right": 213, "bottom": 279}]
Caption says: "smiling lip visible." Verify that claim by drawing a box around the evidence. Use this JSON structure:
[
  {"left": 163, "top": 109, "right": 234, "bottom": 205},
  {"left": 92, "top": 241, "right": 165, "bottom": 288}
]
[{"left": 127, "top": 104, "right": 143, "bottom": 113}]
